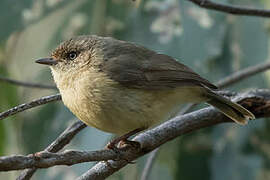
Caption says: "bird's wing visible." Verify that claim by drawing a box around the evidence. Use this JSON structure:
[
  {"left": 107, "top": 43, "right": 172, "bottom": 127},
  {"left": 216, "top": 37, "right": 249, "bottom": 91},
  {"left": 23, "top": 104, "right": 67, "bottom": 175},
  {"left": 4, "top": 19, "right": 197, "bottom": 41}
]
[{"left": 102, "top": 43, "right": 217, "bottom": 90}]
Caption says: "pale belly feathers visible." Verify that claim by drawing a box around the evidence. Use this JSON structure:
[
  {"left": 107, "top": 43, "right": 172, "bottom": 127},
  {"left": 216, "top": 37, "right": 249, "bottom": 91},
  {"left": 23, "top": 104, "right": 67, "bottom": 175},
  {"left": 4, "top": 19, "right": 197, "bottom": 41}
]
[{"left": 59, "top": 72, "right": 206, "bottom": 135}]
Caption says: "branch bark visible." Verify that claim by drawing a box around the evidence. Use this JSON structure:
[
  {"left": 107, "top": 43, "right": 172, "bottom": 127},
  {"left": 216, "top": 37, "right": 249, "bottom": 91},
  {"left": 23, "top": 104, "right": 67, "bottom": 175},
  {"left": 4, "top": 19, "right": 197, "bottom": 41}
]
[
  {"left": 1, "top": 149, "right": 121, "bottom": 171},
  {"left": 77, "top": 89, "right": 270, "bottom": 179},
  {"left": 216, "top": 61, "right": 270, "bottom": 88},
  {"left": 140, "top": 148, "right": 160, "bottom": 180},
  {"left": 0, "top": 94, "right": 61, "bottom": 120},
  {"left": 0, "top": 89, "right": 269, "bottom": 173},
  {"left": 17, "top": 121, "right": 86, "bottom": 180},
  {"left": 187, "top": 0, "right": 270, "bottom": 18}
]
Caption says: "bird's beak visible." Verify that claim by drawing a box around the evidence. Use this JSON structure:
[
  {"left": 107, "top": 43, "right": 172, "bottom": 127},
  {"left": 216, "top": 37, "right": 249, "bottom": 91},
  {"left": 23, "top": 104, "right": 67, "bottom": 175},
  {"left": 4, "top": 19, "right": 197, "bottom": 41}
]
[{"left": 35, "top": 58, "right": 58, "bottom": 66}]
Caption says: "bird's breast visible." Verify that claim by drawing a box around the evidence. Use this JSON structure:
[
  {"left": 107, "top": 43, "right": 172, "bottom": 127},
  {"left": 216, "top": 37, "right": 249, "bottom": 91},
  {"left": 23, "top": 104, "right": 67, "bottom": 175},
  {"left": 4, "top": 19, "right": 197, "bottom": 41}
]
[{"left": 58, "top": 71, "right": 205, "bottom": 135}]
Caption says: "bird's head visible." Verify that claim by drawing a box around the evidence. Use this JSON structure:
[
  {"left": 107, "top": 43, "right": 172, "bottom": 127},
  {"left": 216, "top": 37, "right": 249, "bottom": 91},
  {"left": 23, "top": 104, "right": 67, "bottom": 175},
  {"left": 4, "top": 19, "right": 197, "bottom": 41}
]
[
  {"left": 37, "top": 35, "right": 102, "bottom": 71},
  {"left": 35, "top": 35, "right": 108, "bottom": 89}
]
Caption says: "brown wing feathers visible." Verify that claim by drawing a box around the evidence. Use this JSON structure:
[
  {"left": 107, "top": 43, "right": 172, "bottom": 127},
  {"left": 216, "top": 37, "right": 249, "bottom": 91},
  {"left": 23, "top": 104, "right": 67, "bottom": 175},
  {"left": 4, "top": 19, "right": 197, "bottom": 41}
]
[
  {"left": 102, "top": 42, "right": 217, "bottom": 90},
  {"left": 143, "top": 54, "right": 217, "bottom": 89}
]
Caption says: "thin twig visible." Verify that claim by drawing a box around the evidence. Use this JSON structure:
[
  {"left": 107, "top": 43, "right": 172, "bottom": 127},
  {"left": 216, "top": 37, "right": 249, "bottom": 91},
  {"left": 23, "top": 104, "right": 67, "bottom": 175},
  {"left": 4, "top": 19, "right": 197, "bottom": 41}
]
[
  {"left": 187, "top": 0, "right": 270, "bottom": 18},
  {"left": 17, "top": 121, "right": 86, "bottom": 180},
  {"left": 216, "top": 61, "right": 270, "bottom": 88},
  {"left": 0, "top": 75, "right": 57, "bottom": 90},
  {"left": 140, "top": 148, "right": 160, "bottom": 180},
  {"left": 0, "top": 94, "right": 61, "bottom": 120},
  {"left": 140, "top": 103, "right": 194, "bottom": 179},
  {"left": 0, "top": 89, "right": 268, "bottom": 172}
]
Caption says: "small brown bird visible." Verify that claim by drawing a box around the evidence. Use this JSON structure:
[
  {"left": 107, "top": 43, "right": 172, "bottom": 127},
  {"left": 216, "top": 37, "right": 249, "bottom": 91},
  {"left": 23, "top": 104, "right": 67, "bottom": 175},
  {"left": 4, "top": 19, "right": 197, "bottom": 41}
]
[{"left": 36, "top": 35, "right": 255, "bottom": 145}]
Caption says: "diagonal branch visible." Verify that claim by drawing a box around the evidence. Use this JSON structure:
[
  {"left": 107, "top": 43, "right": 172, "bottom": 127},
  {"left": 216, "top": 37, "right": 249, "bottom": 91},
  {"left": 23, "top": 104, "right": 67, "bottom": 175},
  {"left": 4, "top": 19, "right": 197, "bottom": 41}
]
[
  {"left": 77, "top": 89, "right": 270, "bottom": 179},
  {"left": 17, "top": 121, "right": 86, "bottom": 180},
  {"left": 216, "top": 61, "right": 270, "bottom": 88},
  {"left": 0, "top": 75, "right": 57, "bottom": 90},
  {"left": 140, "top": 148, "right": 160, "bottom": 180},
  {"left": 0, "top": 89, "right": 269, "bottom": 172},
  {"left": 187, "top": 0, "right": 270, "bottom": 18},
  {"left": 0, "top": 94, "right": 61, "bottom": 120}
]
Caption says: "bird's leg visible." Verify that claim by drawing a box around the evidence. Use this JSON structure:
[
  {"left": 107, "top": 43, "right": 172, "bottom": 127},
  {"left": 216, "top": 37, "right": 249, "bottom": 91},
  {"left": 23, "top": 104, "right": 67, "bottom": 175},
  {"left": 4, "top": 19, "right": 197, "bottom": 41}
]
[{"left": 106, "top": 128, "right": 144, "bottom": 150}]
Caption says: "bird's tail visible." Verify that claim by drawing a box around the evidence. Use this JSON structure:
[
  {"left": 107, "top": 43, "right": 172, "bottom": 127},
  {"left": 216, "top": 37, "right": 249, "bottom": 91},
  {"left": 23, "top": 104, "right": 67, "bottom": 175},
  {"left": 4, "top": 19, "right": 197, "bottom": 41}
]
[{"left": 206, "top": 90, "right": 255, "bottom": 125}]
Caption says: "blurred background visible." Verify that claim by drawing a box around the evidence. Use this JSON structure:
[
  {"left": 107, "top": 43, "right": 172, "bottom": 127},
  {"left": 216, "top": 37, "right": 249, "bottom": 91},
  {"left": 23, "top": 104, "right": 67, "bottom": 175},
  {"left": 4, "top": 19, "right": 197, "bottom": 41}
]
[{"left": 0, "top": 0, "right": 270, "bottom": 179}]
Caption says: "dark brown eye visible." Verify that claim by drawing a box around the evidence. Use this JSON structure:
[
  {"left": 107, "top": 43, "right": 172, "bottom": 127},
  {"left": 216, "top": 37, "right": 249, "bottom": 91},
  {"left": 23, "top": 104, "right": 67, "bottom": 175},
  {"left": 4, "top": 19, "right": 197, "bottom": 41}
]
[{"left": 67, "top": 51, "right": 77, "bottom": 60}]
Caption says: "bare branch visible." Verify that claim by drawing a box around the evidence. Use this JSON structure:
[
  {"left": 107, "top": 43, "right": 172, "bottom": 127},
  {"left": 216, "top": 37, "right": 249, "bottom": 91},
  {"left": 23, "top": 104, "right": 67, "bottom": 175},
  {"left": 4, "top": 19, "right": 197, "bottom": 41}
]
[
  {"left": 17, "top": 121, "right": 86, "bottom": 180},
  {"left": 187, "top": 0, "right": 270, "bottom": 18},
  {"left": 77, "top": 89, "right": 270, "bottom": 179},
  {"left": 46, "top": 121, "right": 87, "bottom": 152},
  {"left": 216, "top": 61, "right": 270, "bottom": 88},
  {"left": 0, "top": 89, "right": 269, "bottom": 173},
  {"left": 0, "top": 75, "right": 57, "bottom": 90},
  {"left": 0, "top": 94, "right": 61, "bottom": 120},
  {"left": 0, "top": 149, "right": 121, "bottom": 171},
  {"left": 140, "top": 148, "right": 160, "bottom": 180}
]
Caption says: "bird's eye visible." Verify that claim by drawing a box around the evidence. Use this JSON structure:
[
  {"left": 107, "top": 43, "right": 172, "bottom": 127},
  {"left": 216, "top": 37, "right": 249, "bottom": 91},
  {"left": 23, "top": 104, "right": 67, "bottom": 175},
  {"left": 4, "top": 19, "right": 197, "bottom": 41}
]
[{"left": 67, "top": 51, "right": 77, "bottom": 60}]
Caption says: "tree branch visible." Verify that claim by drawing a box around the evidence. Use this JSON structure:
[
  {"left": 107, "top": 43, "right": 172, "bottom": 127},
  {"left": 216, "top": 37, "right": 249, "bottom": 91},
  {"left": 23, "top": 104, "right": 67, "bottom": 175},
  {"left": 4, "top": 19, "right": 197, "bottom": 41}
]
[
  {"left": 0, "top": 94, "right": 61, "bottom": 120},
  {"left": 216, "top": 61, "right": 270, "bottom": 88},
  {"left": 140, "top": 148, "right": 160, "bottom": 180},
  {"left": 17, "top": 121, "right": 86, "bottom": 180},
  {"left": 0, "top": 149, "right": 123, "bottom": 171},
  {"left": 76, "top": 89, "right": 270, "bottom": 179},
  {"left": 187, "top": 0, "right": 270, "bottom": 18},
  {"left": 0, "top": 75, "right": 57, "bottom": 90},
  {"left": 0, "top": 89, "right": 269, "bottom": 173}
]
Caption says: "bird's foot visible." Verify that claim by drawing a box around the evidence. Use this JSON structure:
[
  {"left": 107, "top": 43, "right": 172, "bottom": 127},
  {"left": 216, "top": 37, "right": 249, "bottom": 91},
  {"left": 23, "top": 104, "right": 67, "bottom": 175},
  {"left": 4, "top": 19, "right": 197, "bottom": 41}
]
[
  {"left": 106, "top": 128, "right": 144, "bottom": 151},
  {"left": 105, "top": 128, "right": 144, "bottom": 163},
  {"left": 118, "top": 139, "right": 141, "bottom": 150}
]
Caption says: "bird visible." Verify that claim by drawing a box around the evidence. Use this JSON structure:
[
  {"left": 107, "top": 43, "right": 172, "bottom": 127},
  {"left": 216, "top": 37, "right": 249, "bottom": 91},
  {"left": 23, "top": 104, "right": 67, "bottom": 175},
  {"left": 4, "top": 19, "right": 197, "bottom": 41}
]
[{"left": 36, "top": 35, "right": 255, "bottom": 148}]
